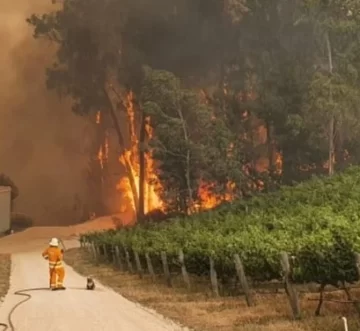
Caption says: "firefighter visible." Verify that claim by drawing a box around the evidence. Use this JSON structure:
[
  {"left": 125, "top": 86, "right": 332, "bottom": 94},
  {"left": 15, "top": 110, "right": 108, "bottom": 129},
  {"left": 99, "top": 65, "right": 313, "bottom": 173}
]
[{"left": 42, "top": 237, "right": 66, "bottom": 290}]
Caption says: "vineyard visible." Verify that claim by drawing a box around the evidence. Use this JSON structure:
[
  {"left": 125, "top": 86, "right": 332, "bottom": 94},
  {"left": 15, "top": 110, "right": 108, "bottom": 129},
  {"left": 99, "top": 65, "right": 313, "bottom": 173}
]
[{"left": 80, "top": 166, "right": 360, "bottom": 318}]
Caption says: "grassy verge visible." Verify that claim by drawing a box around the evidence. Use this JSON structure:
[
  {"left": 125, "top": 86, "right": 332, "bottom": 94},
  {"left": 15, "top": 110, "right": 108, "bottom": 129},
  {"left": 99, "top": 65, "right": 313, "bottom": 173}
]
[
  {"left": 0, "top": 254, "right": 11, "bottom": 300},
  {"left": 65, "top": 248, "right": 360, "bottom": 331}
]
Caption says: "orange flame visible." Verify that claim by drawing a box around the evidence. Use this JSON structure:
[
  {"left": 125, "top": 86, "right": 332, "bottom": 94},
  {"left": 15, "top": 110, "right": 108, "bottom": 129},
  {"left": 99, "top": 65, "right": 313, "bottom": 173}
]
[
  {"left": 275, "top": 152, "right": 283, "bottom": 175},
  {"left": 96, "top": 111, "right": 101, "bottom": 124},
  {"left": 111, "top": 87, "right": 286, "bottom": 217},
  {"left": 196, "top": 180, "right": 236, "bottom": 211},
  {"left": 115, "top": 91, "right": 237, "bottom": 214},
  {"left": 116, "top": 91, "right": 164, "bottom": 214},
  {"left": 97, "top": 133, "right": 109, "bottom": 170}
]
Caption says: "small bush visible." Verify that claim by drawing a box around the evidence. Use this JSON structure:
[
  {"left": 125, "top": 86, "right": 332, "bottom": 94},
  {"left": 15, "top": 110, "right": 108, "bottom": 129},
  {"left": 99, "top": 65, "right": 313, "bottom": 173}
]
[{"left": 11, "top": 213, "right": 33, "bottom": 230}]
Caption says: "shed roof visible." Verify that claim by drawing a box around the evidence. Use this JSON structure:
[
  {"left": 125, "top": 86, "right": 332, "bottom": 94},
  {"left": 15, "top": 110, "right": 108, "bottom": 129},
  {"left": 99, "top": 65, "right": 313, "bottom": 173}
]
[{"left": 0, "top": 186, "right": 11, "bottom": 193}]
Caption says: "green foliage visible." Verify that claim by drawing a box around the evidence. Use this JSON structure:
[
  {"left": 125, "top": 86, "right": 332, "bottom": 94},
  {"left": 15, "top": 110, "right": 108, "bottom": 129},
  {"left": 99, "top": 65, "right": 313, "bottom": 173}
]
[
  {"left": 28, "top": 0, "right": 360, "bottom": 212},
  {"left": 27, "top": 7, "right": 110, "bottom": 116},
  {"left": 297, "top": 0, "right": 360, "bottom": 171},
  {"left": 141, "top": 67, "right": 245, "bottom": 213},
  {"left": 82, "top": 166, "right": 360, "bottom": 286},
  {"left": 141, "top": 67, "right": 206, "bottom": 212}
]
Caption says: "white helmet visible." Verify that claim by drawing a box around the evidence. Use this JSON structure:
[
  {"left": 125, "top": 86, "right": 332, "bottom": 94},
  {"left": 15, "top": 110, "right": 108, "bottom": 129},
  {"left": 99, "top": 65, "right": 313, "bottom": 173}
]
[{"left": 49, "top": 237, "right": 59, "bottom": 247}]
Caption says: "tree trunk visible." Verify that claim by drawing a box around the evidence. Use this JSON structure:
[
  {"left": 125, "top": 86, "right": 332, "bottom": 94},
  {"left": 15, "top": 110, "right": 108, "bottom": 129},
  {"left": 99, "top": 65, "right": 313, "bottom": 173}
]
[
  {"left": 184, "top": 149, "right": 193, "bottom": 213},
  {"left": 325, "top": 32, "right": 335, "bottom": 176},
  {"left": 248, "top": 112, "right": 257, "bottom": 174},
  {"left": 328, "top": 116, "right": 335, "bottom": 176},
  {"left": 266, "top": 120, "right": 277, "bottom": 191},
  {"left": 334, "top": 121, "right": 345, "bottom": 171},
  {"left": 175, "top": 97, "right": 194, "bottom": 214},
  {"left": 103, "top": 87, "right": 139, "bottom": 217},
  {"left": 138, "top": 110, "right": 146, "bottom": 222},
  {"left": 87, "top": 112, "right": 107, "bottom": 216},
  {"left": 266, "top": 120, "right": 275, "bottom": 177},
  {"left": 218, "top": 10, "right": 226, "bottom": 116}
]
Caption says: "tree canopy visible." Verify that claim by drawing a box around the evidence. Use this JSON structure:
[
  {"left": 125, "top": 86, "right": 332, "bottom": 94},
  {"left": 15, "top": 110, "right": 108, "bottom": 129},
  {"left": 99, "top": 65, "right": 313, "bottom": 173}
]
[{"left": 27, "top": 0, "right": 360, "bottom": 216}]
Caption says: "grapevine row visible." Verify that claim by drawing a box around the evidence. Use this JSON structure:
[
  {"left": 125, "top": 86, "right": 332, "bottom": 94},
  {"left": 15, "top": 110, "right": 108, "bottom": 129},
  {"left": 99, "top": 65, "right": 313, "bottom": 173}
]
[{"left": 81, "top": 166, "right": 360, "bottom": 288}]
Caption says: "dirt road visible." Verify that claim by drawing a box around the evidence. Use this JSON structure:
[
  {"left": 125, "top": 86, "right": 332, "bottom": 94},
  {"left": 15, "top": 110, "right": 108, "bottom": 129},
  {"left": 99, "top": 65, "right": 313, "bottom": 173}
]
[
  {"left": 0, "top": 223, "right": 189, "bottom": 331},
  {"left": 0, "top": 215, "right": 120, "bottom": 254}
]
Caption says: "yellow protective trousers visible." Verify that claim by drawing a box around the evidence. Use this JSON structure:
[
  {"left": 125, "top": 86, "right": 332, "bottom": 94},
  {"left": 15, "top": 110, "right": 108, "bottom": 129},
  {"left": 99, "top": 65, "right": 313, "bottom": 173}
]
[
  {"left": 49, "top": 266, "right": 65, "bottom": 288},
  {"left": 42, "top": 246, "right": 65, "bottom": 288}
]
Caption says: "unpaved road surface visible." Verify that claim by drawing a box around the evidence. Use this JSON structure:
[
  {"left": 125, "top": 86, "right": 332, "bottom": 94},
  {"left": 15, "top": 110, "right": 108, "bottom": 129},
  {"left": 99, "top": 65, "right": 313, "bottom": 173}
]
[
  {"left": 0, "top": 224, "right": 188, "bottom": 331},
  {"left": 0, "top": 216, "right": 120, "bottom": 254}
]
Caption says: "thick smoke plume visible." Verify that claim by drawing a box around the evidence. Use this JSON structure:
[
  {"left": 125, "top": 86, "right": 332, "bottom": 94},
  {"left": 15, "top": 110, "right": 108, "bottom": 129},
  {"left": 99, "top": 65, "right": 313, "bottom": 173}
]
[{"left": 0, "top": 0, "right": 92, "bottom": 225}]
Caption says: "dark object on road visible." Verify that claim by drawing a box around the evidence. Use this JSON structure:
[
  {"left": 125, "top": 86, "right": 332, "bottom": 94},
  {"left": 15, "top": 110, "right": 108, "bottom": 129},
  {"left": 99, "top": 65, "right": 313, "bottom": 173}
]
[
  {"left": 86, "top": 277, "right": 95, "bottom": 290},
  {"left": 11, "top": 213, "right": 33, "bottom": 231}
]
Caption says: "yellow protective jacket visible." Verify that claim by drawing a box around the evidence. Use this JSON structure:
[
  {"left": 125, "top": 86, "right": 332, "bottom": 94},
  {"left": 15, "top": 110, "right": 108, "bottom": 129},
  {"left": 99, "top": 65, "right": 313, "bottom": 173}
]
[{"left": 42, "top": 246, "right": 64, "bottom": 269}]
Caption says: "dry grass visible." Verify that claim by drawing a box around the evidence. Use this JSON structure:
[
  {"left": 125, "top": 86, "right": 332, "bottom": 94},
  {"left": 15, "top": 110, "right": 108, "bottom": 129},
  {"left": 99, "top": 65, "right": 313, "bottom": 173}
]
[
  {"left": 64, "top": 248, "right": 360, "bottom": 331},
  {"left": 0, "top": 254, "right": 11, "bottom": 300}
]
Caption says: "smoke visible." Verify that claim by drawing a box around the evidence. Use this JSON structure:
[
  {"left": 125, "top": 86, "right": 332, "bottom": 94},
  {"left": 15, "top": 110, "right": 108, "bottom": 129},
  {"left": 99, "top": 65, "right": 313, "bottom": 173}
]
[{"left": 0, "top": 0, "right": 92, "bottom": 225}]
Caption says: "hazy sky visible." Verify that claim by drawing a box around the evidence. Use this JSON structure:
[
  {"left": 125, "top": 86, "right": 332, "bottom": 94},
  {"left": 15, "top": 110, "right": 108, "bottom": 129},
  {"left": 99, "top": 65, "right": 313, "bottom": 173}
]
[{"left": 0, "top": 0, "right": 92, "bottom": 225}]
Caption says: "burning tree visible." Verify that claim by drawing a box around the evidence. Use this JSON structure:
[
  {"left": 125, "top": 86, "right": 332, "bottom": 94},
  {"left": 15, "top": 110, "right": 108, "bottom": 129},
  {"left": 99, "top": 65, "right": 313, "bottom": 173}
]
[
  {"left": 116, "top": 91, "right": 164, "bottom": 216},
  {"left": 141, "top": 68, "right": 241, "bottom": 213},
  {"left": 27, "top": 2, "right": 143, "bottom": 220},
  {"left": 26, "top": 0, "right": 248, "bottom": 219},
  {"left": 141, "top": 67, "right": 245, "bottom": 214},
  {"left": 27, "top": 0, "right": 360, "bottom": 221}
]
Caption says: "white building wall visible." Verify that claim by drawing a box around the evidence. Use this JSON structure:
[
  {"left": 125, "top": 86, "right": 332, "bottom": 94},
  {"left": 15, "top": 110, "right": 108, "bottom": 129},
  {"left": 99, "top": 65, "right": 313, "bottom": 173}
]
[{"left": 0, "top": 186, "right": 11, "bottom": 233}]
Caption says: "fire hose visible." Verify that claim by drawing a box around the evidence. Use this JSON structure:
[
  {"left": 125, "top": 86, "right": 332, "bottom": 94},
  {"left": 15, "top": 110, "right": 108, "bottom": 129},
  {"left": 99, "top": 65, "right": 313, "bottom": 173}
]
[
  {"left": 0, "top": 239, "right": 69, "bottom": 331},
  {"left": 0, "top": 288, "right": 50, "bottom": 331}
]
